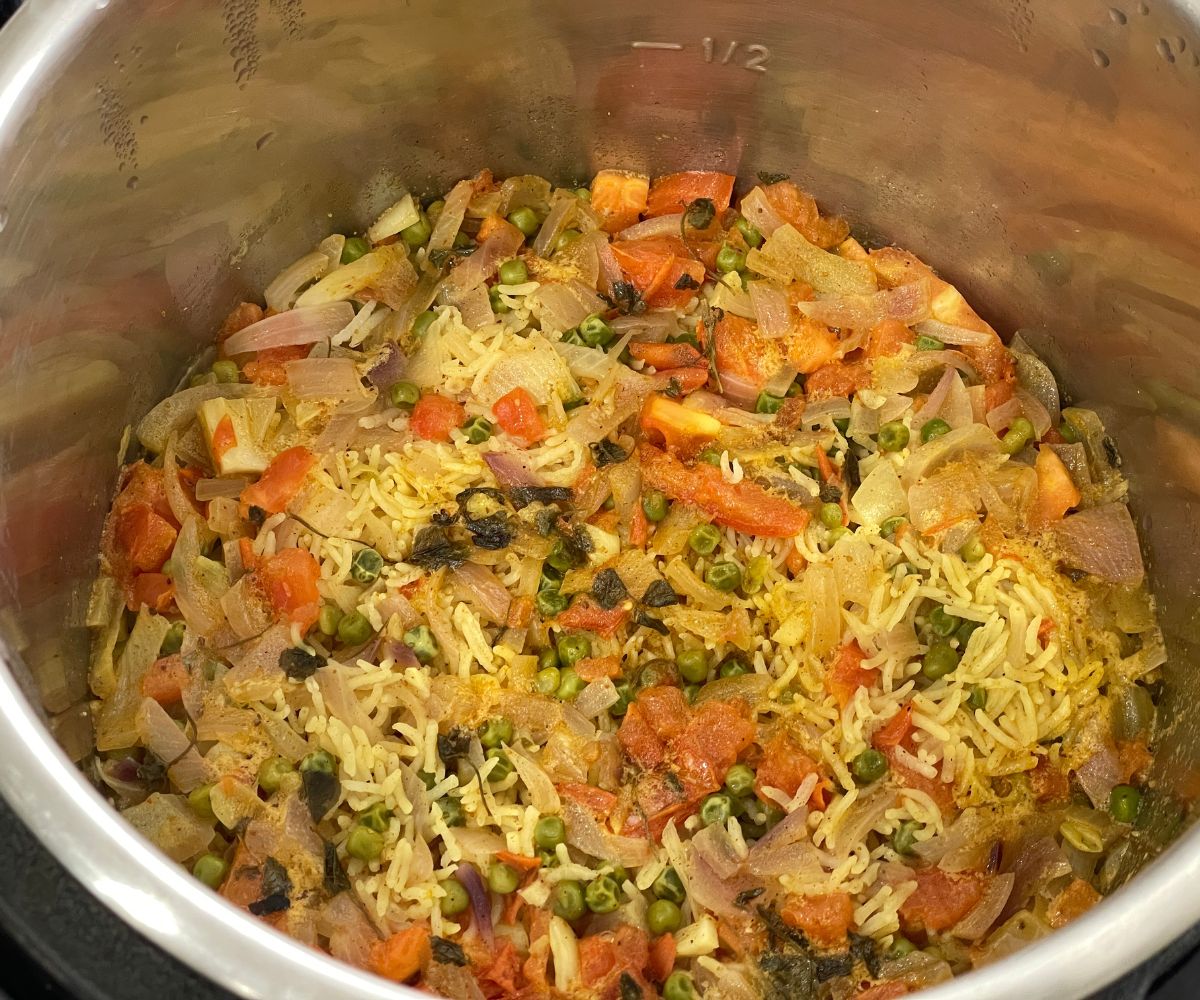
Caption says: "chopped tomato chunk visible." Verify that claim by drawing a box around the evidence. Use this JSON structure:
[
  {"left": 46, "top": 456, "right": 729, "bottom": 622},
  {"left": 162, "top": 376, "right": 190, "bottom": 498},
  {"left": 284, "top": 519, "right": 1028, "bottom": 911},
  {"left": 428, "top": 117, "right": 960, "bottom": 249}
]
[
  {"left": 240, "top": 446, "right": 315, "bottom": 515},
  {"left": 866, "top": 318, "right": 915, "bottom": 359},
  {"left": 857, "top": 983, "right": 910, "bottom": 1000},
  {"left": 610, "top": 236, "right": 706, "bottom": 309},
  {"left": 873, "top": 704, "right": 914, "bottom": 749},
  {"left": 674, "top": 698, "right": 756, "bottom": 795},
  {"left": 409, "top": 394, "right": 465, "bottom": 443},
  {"left": 645, "top": 171, "right": 736, "bottom": 217},
  {"left": 370, "top": 924, "right": 431, "bottom": 983},
  {"left": 557, "top": 782, "right": 618, "bottom": 820},
  {"left": 576, "top": 655, "right": 621, "bottom": 681},
  {"left": 141, "top": 653, "right": 189, "bottom": 705},
  {"left": 805, "top": 358, "right": 871, "bottom": 400},
  {"left": 1029, "top": 755, "right": 1070, "bottom": 803},
  {"left": 755, "top": 731, "right": 824, "bottom": 804},
  {"left": 646, "top": 933, "right": 677, "bottom": 983},
  {"left": 650, "top": 366, "right": 709, "bottom": 395},
  {"left": 257, "top": 547, "right": 321, "bottom": 632},
  {"left": 826, "top": 641, "right": 877, "bottom": 709},
  {"left": 640, "top": 395, "right": 721, "bottom": 456},
  {"left": 781, "top": 892, "right": 856, "bottom": 948},
  {"left": 492, "top": 387, "right": 546, "bottom": 445},
  {"left": 557, "top": 596, "right": 630, "bottom": 637},
  {"left": 578, "top": 925, "right": 652, "bottom": 993},
  {"left": 886, "top": 747, "right": 956, "bottom": 811},
  {"left": 474, "top": 937, "right": 522, "bottom": 995},
  {"left": 899, "top": 868, "right": 985, "bottom": 933},
  {"left": 1030, "top": 447, "right": 1080, "bottom": 527},
  {"left": 217, "top": 302, "right": 265, "bottom": 346},
  {"left": 242, "top": 344, "right": 309, "bottom": 385},
  {"left": 128, "top": 572, "right": 175, "bottom": 613},
  {"left": 116, "top": 505, "right": 178, "bottom": 574},
  {"left": 640, "top": 444, "right": 809, "bottom": 538},
  {"left": 590, "top": 170, "right": 650, "bottom": 233},
  {"left": 210, "top": 415, "right": 237, "bottom": 464},
  {"left": 629, "top": 341, "right": 705, "bottom": 370},
  {"left": 761, "top": 180, "right": 850, "bottom": 249},
  {"left": 1047, "top": 878, "right": 1101, "bottom": 928}
]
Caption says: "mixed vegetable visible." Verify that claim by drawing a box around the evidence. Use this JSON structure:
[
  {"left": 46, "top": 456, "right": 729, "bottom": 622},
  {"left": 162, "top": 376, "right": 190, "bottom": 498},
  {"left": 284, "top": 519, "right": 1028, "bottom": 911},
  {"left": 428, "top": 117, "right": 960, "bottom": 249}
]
[{"left": 88, "top": 168, "right": 1168, "bottom": 1000}]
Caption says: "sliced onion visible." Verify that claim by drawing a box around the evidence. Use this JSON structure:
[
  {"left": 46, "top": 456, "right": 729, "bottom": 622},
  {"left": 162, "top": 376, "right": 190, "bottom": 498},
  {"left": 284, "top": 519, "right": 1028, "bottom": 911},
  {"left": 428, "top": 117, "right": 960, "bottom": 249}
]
[
  {"left": 223, "top": 302, "right": 354, "bottom": 356},
  {"left": 496, "top": 174, "right": 552, "bottom": 217},
  {"left": 222, "top": 623, "right": 291, "bottom": 701},
  {"left": 1075, "top": 744, "right": 1122, "bottom": 809},
  {"left": 317, "top": 664, "right": 381, "bottom": 744},
  {"left": 617, "top": 213, "right": 683, "bottom": 241},
  {"left": 574, "top": 677, "right": 620, "bottom": 719},
  {"left": 364, "top": 343, "right": 405, "bottom": 390},
  {"left": 172, "top": 517, "right": 227, "bottom": 638},
  {"left": 162, "top": 435, "right": 199, "bottom": 527},
  {"left": 986, "top": 396, "right": 1025, "bottom": 434},
  {"left": 366, "top": 193, "right": 419, "bottom": 244},
  {"left": 450, "top": 563, "right": 511, "bottom": 624},
  {"left": 195, "top": 477, "right": 247, "bottom": 501},
  {"left": 1003, "top": 836, "right": 1072, "bottom": 922},
  {"left": 900, "top": 423, "right": 1003, "bottom": 489},
  {"left": 484, "top": 450, "right": 542, "bottom": 487},
  {"left": 852, "top": 459, "right": 908, "bottom": 527},
  {"left": 802, "top": 396, "right": 852, "bottom": 427},
  {"left": 1012, "top": 337, "right": 1062, "bottom": 426},
  {"left": 555, "top": 340, "right": 615, "bottom": 382},
  {"left": 428, "top": 179, "right": 474, "bottom": 252},
  {"left": 796, "top": 280, "right": 931, "bottom": 329},
  {"left": 566, "top": 368, "right": 656, "bottom": 445},
  {"left": 907, "top": 349, "right": 977, "bottom": 379},
  {"left": 914, "top": 317, "right": 994, "bottom": 348},
  {"left": 264, "top": 251, "right": 331, "bottom": 313},
  {"left": 591, "top": 233, "right": 623, "bottom": 297},
  {"left": 1014, "top": 387, "right": 1052, "bottom": 439},
  {"left": 832, "top": 790, "right": 892, "bottom": 855},
  {"left": 562, "top": 799, "right": 651, "bottom": 869},
  {"left": 442, "top": 281, "right": 494, "bottom": 330},
  {"left": 747, "top": 281, "right": 792, "bottom": 338},
  {"left": 532, "top": 191, "right": 579, "bottom": 257},
  {"left": 554, "top": 232, "right": 600, "bottom": 285},
  {"left": 739, "top": 186, "right": 785, "bottom": 237},
  {"left": 122, "top": 793, "right": 215, "bottom": 863},
  {"left": 510, "top": 750, "right": 560, "bottom": 813},
  {"left": 456, "top": 863, "right": 493, "bottom": 947},
  {"left": 1054, "top": 502, "right": 1144, "bottom": 584},
  {"left": 285, "top": 357, "right": 373, "bottom": 409},
  {"left": 611, "top": 310, "right": 679, "bottom": 344},
  {"left": 719, "top": 370, "right": 762, "bottom": 409},
  {"left": 389, "top": 271, "right": 441, "bottom": 341},
  {"left": 911, "top": 367, "right": 956, "bottom": 433},
  {"left": 441, "top": 224, "right": 525, "bottom": 297},
  {"left": 950, "top": 873, "right": 1015, "bottom": 940},
  {"left": 317, "top": 235, "right": 345, "bottom": 272},
  {"left": 762, "top": 364, "right": 800, "bottom": 398},
  {"left": 137, "top": 384, "right": 267, "bottom": 454},
  {"left": 537, "top": 280, "right": 605, "bottom": 334},
  {"left": 608, "top": 460, "right": 643, "bottom": 544}
]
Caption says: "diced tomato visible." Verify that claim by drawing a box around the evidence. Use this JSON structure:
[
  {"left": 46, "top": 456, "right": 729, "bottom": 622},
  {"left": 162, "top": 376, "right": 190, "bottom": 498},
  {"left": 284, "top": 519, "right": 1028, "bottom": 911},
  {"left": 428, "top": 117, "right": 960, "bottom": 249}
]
[
  {"left": 141, "top": 653, "right": 189, "bottom": 705},
  {"left": 899, "top": 868, "right": 984, "bottom": 933},
  {"left": 523, "top": 909, "right": 552, "bottom": 989},
  {"left": 590, "top": 170, "right": 650, "bottom": 233},
  {"left": 238, "top": 537, "right": 259, "bottom": 573},
  {"left": 370, "top": 924, "right": 431, "bottom": 983},
  {"left": 506, "top": 595, "right": 533, "bottom": 629},
  {"left": 640, "top": 444, "right": 809, "bottom": 538},
  {"left": 220, "top": 843, "right": 264, "bottom": 908},
  {"left": 629, "top": 341, "right": 705, "bottom": 370},
  {"left": 781, "top": 892, "right": 856, "bottom": 948},
  {"left": 640, "top": 394, "right": 721, "bottom": 456},
  {"left": 650, "top": 366, "right": 709, "bottom": 395},
  {"left": 619, "top": 705, "right": 667, "bottom": 769},
  {"left": 217, "top": 302, "right": 265, "bottom": 346},
  {"left": 579, "top": 925, "right": 651, "bottom": 992},
  {"left": 985, "top": 380, "right": 1015, "bottom": 412},
  {"left": 674, "top": 698, "right": 756, "bottom": 794},
  {"left": 116, "top": 505, "right": 178, "bottom": 573},
  {"left": 645, "top": 172, "right": 736, "bottom": 218},
  {"left": 646, "top": 933, "right": 677, "bottom": 983},
  {"left": 127, "top": 572, "right": 175, "bottom": 613},
  {"left": 240, "top": 446, "right": 315, "bottom": 515},
  {"left": 618, "top": 687, "right": 691, "bottom": 769},
  {"left": 755, "top": 731, "right": 824, "bottom": 804},
  {"left": 476, "top": 214, "right": 522, "bottom": 243},
  {"left": 714, "top": 311, "right": 786, "bottom": 390},
  {"left": 629, "top": 502, "right": 650, "bottom": 547},
  {"left": 805, "top": 358, "right": 871, "bottom": 400},
  {"left": 787, "top": 318, "right": 841, "bottom": 375},
  {"left": 866, "top": 318, "right": 915, "bottom": 359},
  {"left": 409, "top": 394, "right": 466, "bottom": 443},
  {"left": 1030, "top": 447, "right": 1080, "bottom": 527},
  {"left": 579, "top": 935, "right": 619, "bottom": 986},
  {"left": 475, "top": 938, "right": 522, "bottom": 996},
  {"left": 761, "top": 181, "right": 849, "bottom": 249},
  {"left": 243, "top": 344, "right": 310, "bottom": 385},
  {"left": 492, "top": 387, "right": 546, "bottom": 445},
  {"left": 610, "top": 236, "right": 706, "bottom": 309},
  {"left": 886, "top": 748, "right": 956, "bottom": 811},
  {"left": 1047, "top": 878, "right": 1101, "bottom": 929},
  {"left": 557, "top": 595, "right": 631, "bottom": 637},
  {"left": 826, "top": 641, "right": 877, "bottom": 709},
  {"left": 257, "top": 547, "right": 321, "bottom": 632},
  {"left": 576, "top": 655, "right": 622, "bottom": 681},
  {"left": 557, "top": 782, "right": 618, "bottom": 820},
  {"left": 210, "top": 415, "right": 237, "bottom": 465},
  {"left": 1029, "top": 756, "right": 1070, "bottom": 803},
  {"left": 873, "top": 704, "right": 915, "bottom": 749}
]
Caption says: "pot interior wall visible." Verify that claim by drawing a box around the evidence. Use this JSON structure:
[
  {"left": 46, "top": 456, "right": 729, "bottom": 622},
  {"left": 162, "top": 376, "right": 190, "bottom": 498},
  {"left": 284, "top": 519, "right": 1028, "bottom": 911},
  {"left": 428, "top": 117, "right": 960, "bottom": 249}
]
[{"left": 1, "top": 0, "right": 1199, "bottom": 883}]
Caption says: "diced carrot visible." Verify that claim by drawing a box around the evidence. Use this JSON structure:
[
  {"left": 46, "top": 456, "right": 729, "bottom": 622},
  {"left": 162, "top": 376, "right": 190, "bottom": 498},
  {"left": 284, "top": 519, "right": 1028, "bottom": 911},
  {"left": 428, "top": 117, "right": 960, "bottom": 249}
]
[
  {"left": 650, "top": 366, "right": 709, "bottom": 395},
  {"left": 629, "top": 341, "right": 705, "bottom": 370},
  {"left": 557, "top": 782, "right": 618, "bottom": 820},
  {"left": 127, "top": 572, "right": 174, "bottom": 613},
  {"left": 1047, "top": 878, "right": 1101, "bottom": 929},
  {"left": 240, "top": 446, "right": 315, "bottom": 515},
  {"left": 141, "top": 653, "right": 189, "bottom": 705},
  {"left": 210, "top": 416, "right": 237, "bottom": 464},
  {"left": 557, "top": 596, "right": 630, "bottom": 637},
  {"left": 646, "top": 933, "right": 677, "bottom": 983},
  {"left": 476, "top": 214, "right": 521, "bottom": 243},
  {"left": 369, "top": 924, "right": 431, "bottom": 983},
  {"left": 761, "top": 181, "right": 849, "bottom": 249},
  {"left": 610, "top": 236, "right": 705, "bottom": 309},
  {"left": 238, "top": 537, "right": 258, "bottom": 572},
  {"left": 576, "top": 655, "right": 622, "bottom": 681},
  {"left": 116, "top": 504, "right": 178, "bottom": 573},
  {"left": 645, "top": 172, "right": 736, "bottom": 217},
  {"left": 825, "top": 642, "right": 877, "bottom": 709},
  {"left": 629, "top": 502, "right": 650, "bottom": 547},
  {"left": 900, "top": 869, "right": 985, "bottom": 933},
  {"left": 640, "top": 395, "right": 721, "bottom": 456},
  {"left": 493, "top": 387, "right": 546, "bottom": 445},
  {"left": 887, "top": 748, "right": 956, "bottom": 811},
  {"left": 873, "top": 704, "right": 914, "bottom": 749},
  {"left": 590, "top": 169, "right": 650, "bottom": 233},
  {"left": 257, "top": 547, "right": 321, "bottom": 632},
  {"left": 787, "top": 318, "right": 841, "bottom": 374},
  {"left": 1118, "top": 739, "right": 1153, "bottom": 782},
  {"left": 866, "top": 318, "right": 915, "bottom": 359},
  {"left": 857, "top": 983, "right": 910, "bottom": 1000},
  {"left": 1030, "top": 447, "right": 1080, "bottom": 527},
  {"left": 409, "top": 394, "right": 466, "bottom": 443},
  {"left": 243, "top": 344, "right": 309, "bottom": 385},
  {"left": 781, "top": 892, "right": 856, "bottom": 948},
  {"left": 1029, "top": 755, "right": 1070, "bottom": 803},
  {"left": 506, "top": 595, "right": 533, "bottom": 629},
  {"left": 495, "top": 850, "right": 542, "bottom": 873}
]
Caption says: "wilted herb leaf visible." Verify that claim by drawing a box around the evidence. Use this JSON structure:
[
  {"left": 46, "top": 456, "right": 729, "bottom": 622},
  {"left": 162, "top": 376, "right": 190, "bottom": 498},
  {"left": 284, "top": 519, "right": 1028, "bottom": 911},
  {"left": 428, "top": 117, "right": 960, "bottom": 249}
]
[
  {"left": 592, "top": 568, "right": 629, "bottom": 610},
  {"left": 279, "top": 647, "right": 326, "bottom": 681},
  {"left": 641, "top": 580, "right": 680, "bottom": 608},
  {"left": 589, "top": 440, "right": 629, "bottom": 468},
  {"left": 409, "top": 524, "right": 469, "bottom": 569},
  {"left": 757, "top": 170, "right": 790, "bottom": 185},
  {"left": 431, "top": 937, "right": 470, "bottom": 967},
  {"left": 323, "top": 840, "right": 351, "bottom": 896},
  {"left": 683, "top": 197, "right": 716, "bottom": 231}
]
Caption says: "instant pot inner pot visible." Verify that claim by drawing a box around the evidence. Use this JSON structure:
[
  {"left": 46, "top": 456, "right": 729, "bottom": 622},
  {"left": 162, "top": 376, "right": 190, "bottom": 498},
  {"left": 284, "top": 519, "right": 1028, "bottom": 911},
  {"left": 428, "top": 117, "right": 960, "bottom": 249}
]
[{"left": 1, "top": 1, "right": 1200, "bottom": 998}]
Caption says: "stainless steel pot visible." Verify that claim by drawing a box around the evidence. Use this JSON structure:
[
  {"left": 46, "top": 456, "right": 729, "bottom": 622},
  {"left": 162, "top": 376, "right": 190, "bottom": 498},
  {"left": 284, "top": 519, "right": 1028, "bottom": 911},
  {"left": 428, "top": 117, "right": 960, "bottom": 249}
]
[{"left": 1, "top": 0, "right": 1199, "bottom": 996}]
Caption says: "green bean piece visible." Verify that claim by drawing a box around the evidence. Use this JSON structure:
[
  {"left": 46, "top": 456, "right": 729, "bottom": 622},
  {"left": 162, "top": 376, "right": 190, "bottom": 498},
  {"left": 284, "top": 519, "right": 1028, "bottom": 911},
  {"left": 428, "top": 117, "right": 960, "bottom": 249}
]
[
  {"left": 346, "top": 825, "right": 385, "bottom": 862},
  {"left": 652, "top": 866, "right": 686, "bottom": 904},
  {"left": 922, "top": 639, "right": 961, "bottom": 680},
  {"left": 462, "top": 416, "right": 494, "bottom": 444},
  {"left": 610, "top": 681, "right": 633, "bottom": 717},
  {"left": 719, "top": 654, "right": 750, "bottom": 679},
  {"left": 547, "top": 538, "right": 577, "bottom": 573},
  {"left": 725, "top": 763, "right": 756, "bottom": 798},
  {"left": 257, "top": 757, "right": 294, "bottom": 795},
  {"left": 585, "top": 874, "right": 622, "bottom": 913},
  {"left": 534, "top": 815, "right": 567, "bottom": 849},
  {"left": 1000, "top": 416, "right": 1036, "bottom": 455},
  {"left": 497, "top": 258, "right": 528, "bottom": 286},
  {"left": 211, "top": 359, "right": 240, "bottom": 384},
  {"left": 159, "top": 621, "right": 185, "bottom": 656},
  {"left": 403, "top": 624, "right": 439, "bottom": 663},
  {"left": 357, "top": 800, "right": 392, "bottom": 833},
  {"left": 735, "top": 217, "right": 764, "bottom": 249},
  {"left": 676, "top": 648, "right": 710, "bottom": 684},
  {"left": 536, "top": 589, "right": 569, "bottom": 617},
  {"left": 389, "top": 381, "right": 421, "bottom": 409},
  {"left": 537, "top": 646, "right": 560, "bottom": 671},
  {"left": 350, "top": 547, "right": 384, "bottom": 585},
  {"left": 928, "top": 605, "right": 959, "bottom": 637},
  {"left": 535, "top": 665, "right": 562, "bottom": 696},
  {"left": 755, "top": 391, "right": 784, "bottom": 414},
  {"left": 478, "top": 716, "right": 514, "bottom": 750},
  {"left": 647, "top": 898, "right": 683, "bottom": 934},
  {"left": 921, "top": 417, "right": 951, "bottom": 443},
  {"left": 966, "top": 685, "right": 988, "bottom": 713},
  {"left": 552, "top": 880, "right": 586, "bottom": 920},
  {"left": 688, "top": 523, "right": 721, "bottom": 556},
  {"left": 488, "top": 861, "right": 520, "bottom": 895},
  {"left": 341, "top": 237, "right": 370, "bottom": 264},
  {"left": 337, "top": 611, "right": 373, "bottom": 646},
  {"left": 556, "top": 634, "right": 591, "bottom": 667},
  {"left": 880, "top": 516, "right": 906, "bottom": 538},
  {"left": 193, "top": 853, "right": 229, "bottom": 889},
  {"left": 851, "top": 748, "right": 889, "bottom": 784},
  {"left": 878, "top": 420, "right": 910, "bottom": 452},
  {"left": 300, "top": 749, "right": 335, "bottom": 774},
  {"left": 641, "top": 489, "right": 669, "bottom": 522},
  {"left": 915, "top": 334, "right": 944, "bottom": 351},
  {"left": 486, "top": 749, "right": 514, "bottom": 783},
  {"left": 439, "top": 878, "right": 470, "bottom": 916},
  {"left": 705, "top": 561, "right": 742, "bottom": 592}
]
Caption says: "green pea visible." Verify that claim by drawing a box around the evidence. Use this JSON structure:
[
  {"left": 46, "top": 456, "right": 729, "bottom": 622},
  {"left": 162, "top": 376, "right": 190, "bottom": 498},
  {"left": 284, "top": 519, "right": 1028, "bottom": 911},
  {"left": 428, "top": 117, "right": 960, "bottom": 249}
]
[
  {"left": 725, "top": 763, "right": 756, "bottom": 798},
  {"left": 661, "top": 972, "right": 697, "bottom": 1000},
  {"left": 1110, "top": 784, "right": 1142, "bottom": 823},
  {"left": 960, "top": 535, "right": 987, "bottom": 563},
  {"left": 719, "top": 654, "right": 749, "bottom": 679},
  {"left": 438, "top": 795, "right": 465, "bottom": 827},
  {"left": 915, "top": 334, "right": 944, "bottom": 351},
  {"left": 956, "top": 618, "right": 983, "bottom": 648},
  {"left": 735, "top": 217, "right": 764, "bottom": 249},
  {"left": 389, "top": 381, "right": 420, "bottom": 409},
  {"left": 313, "top": 607, "right": 341, "bottom": 641},
  {"left": 742, "top": 554, "right": 771, "bottom": 595},
  {"left": 426, "top": 199, "right": 446, "bottom": 218},
  {"left": 300, "top": 748, "right": 335, "bottom": 774},
  {"left": 647, "top": 898, "right": 683, "bottom": 935},
  {"left": 535, "top": 665, "right": 562, "bottom": 696},
  {"left": 350, "top": 547, "right": 384, "bottom": 585},
  {"left": 211, "top": 359, "right": 240, "bottom": 384},
  {"left": 652, "top": 866, "right": 686, "bottom": 905},
  {"left": 700, "top": 792, "right": 733, "bottom": 826},
  {"left": 966, "top": 685, "right": 988, "bottom": 712},
  {"left": 676, "top": 648, "right": 710, "bottom": 684},
  {"left": 341, "top": 236, "right": 370, "bottom": 264},
  {"left": 418, "top": 770, "right": 438, "bottom": 790},
  {"left": 878, "top": 420, "right": 910, "bottom": 452},
  {"left": 716, "top": 245, "right": 746, "bottom": 273},
  {"left": 537, "top": 646, "right": 560, "bottom": 671},
  {"left": 478, "top": 716, "right": 514, "bottom": 750},
  {"left": 462, "top": 416, "right": 494, "bottom": 444},
  {"left": 159, "top": 621, "right": 185, "bottom": 656},
  {"left": 489, "top": 285, "right": 511, "bottom": 314},
  {"left": 556, "top": 667, "right": 586, "bottom": 701},
  {"left": 1000, "top": 416, "right": 1035, "bottom": 455},
  {"left": 755, "top": 391, "right": 784, "bottom": 414},
  {"left": 705, "top": 561, "right": 742, "bottom": 592},
  {"left": 486, "top": 749, "right": 514, "bottom": 783},
  {"left": 641, "top": 489, "right": 669, "bottom": 523},
  {"left": 888, "top": 936, "right": 917, "bottom": 959},
  {"left": 257, "top": 757, "right": 294, "bottom": 795},
  {"left": 357, "top": 800, "right": 392, "bottom": 833},
  {"left": 534, "top": 815, "right": 567, "bottom": 849},
  {"left": 922, "top": 639, "right": 961, "bottom": 681},
  {"left": 190, "top": 372, "right": 218, "bottom": 388},
  {"left": 192, "top": 853, "right": 229, "bottom": 889},
  {"left": 403, "top": 624, "right": 439, "bottom": 663},
  {"left": 556, "top": 228, "right": 582, "bottom": 250},
  {"left": 683, "top": 682, "right": 701, "bottom": 703},
  {"left": 507, "top": 207, "right": 539, "bottom": 237},
  {"left": 411, "top": 310, "right": 437, "bottom": 339},
  {"left": 851, "top": 749, "right": 889, "bottom": 784},
  {"left": 636, "top": 659, "right": 678, "bottom": 691},
  {"left": 187, "top": 783, "right": 216, "bottom": 820},
  {"left": 401, "top": 213, "right": 433, "bottom": 249},
  {"left": 892, "top": 820, "right": 921, "bottom": 855},
  {"left": 1059, "top": 418, "right": 1081, "bottom": 444},
  {"left": 498, "top": 258, "right": 529, "bottom": 286},
  {"left": 610, "top": 681, "right": 633, "bottom": 717},
  {"left": 439, "top": 877, "right": 470, "bottom": 917},
  {"left": 696, "top": 447, "right": 722, "bottom": 466},
  {"left": 880, "top": 516, "right": 906, "bottom": 538},
  {"left": 585, "top": 874, "right": 621, "bottom": 913},
  {"left": 820, "top": 502, "right": 843, "bottom": 529},
  {"left": 826, "top": 526, "right": 850, "bottom": 546},
  {"left": 689, "top": 523, "right": 721, "bottom": 556},
  {"left": 547, "top": 538, "right": 578, "bottom": 573},
  {"left": 488, "top": 861, "right": 520, "bottom": 895},
  {"left": 561, "top": 327, "right": 585, "bottom": 346},
  {"left": 536, "top": 589, "right": 569, "bottom": 617},
  {"left": 557, "top": 634, "right": 591, "bottom": 667},
  {"left": 337, "top": 611, "right": 373, "bottom": 646},
  {"left": 921, "top": 417, "right": 952, "bottom": 444},
  {"left": 579, "top": 313, "right": 616, "bottom": 348},
  {"left": 346, "top": 825, "right": 385, "bottom": 861},
  {"left": 928, "top": 605, "right": 959, "bottom": 637},
  {"left": 552, "top": 880, "right": 586, "bottom": 920}
]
